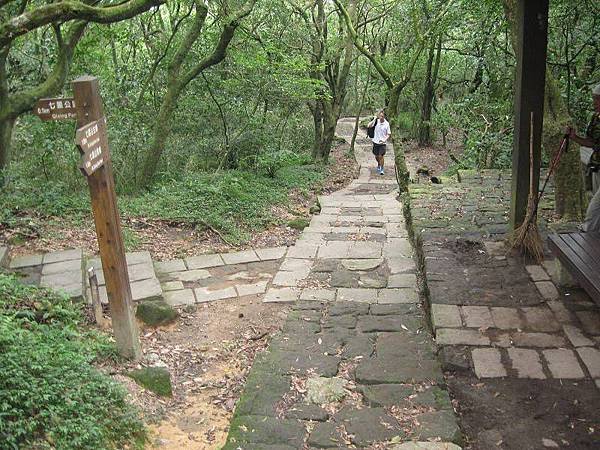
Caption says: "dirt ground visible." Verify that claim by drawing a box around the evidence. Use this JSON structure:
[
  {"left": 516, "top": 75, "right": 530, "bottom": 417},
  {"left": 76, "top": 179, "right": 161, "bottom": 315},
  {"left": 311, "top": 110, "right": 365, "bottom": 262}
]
[
  {"left": 100, "top": 295, "right": 290, "bottom": 450},
  {"left": 2, "top": 141, "right": 358, "bottom": 261},
  {"left": 448, "top": 376, "right": 600, "bottom": 449}
]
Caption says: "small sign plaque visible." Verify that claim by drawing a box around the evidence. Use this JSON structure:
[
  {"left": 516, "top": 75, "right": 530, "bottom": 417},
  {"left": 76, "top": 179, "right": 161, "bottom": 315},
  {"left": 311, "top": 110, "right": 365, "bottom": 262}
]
[
  {"left": 34, "top": 98, "right": 77, "bottom": 121},
  {"left": 75, "top": 117, "right": 106, "bottom": 176}
]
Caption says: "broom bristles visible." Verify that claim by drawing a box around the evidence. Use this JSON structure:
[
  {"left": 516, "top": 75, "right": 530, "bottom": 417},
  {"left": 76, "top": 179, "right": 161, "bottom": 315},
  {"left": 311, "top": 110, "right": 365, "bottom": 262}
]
[{"left": 511, "top": 194, "right": 544, "bottom": 262}]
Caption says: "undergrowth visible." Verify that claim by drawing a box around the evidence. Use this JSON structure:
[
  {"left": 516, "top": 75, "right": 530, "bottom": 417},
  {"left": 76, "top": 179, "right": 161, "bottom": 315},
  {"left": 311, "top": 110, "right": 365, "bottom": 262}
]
[
  {"left": 0, "top": 164, "right": 324, "bottom": 244},
  {"left": 0, "top": 274, "right": 146, "bottom": 450}
]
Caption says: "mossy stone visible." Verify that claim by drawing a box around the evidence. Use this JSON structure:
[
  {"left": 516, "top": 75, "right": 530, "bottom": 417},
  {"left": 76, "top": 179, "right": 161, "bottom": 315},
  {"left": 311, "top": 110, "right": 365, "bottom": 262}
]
[
  {"left": 288, "top": 218, "right": 310, "bottom": 230},
  {"left": 136, "top": 300, "right": 178, "bottom": 327},
  {"left": 127, "top": 367, "right": 172, "bottom": 397}
]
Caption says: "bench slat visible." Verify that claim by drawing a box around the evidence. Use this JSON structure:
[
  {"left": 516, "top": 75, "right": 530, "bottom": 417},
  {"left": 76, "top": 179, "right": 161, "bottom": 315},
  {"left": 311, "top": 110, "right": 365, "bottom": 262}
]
[{"left": 548, "top": 232, "right": 600, "bottom": 303}]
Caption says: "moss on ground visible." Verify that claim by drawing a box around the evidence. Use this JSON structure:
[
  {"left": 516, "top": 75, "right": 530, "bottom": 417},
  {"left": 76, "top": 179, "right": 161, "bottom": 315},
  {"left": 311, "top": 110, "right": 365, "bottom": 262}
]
[
  {"left": 135, "top": 300, "right": 178, "bottom": 327},
  {"left": 127, "top": 367, "right": 172, "bottom": 397}
]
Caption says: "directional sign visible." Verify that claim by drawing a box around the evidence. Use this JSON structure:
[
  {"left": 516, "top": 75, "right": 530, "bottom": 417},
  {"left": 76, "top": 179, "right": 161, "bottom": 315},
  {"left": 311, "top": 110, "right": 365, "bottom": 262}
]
[
  {"left": 75, "top": 117, "right": 106, "bottom": 176},
  {"left": 34, "top": 98, "right": 77, "bottom": 121}
]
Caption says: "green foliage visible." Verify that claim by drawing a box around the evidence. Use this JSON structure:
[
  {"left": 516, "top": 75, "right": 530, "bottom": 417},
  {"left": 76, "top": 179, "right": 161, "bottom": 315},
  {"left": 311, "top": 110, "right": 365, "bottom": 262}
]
[
  {"left": 127, "top": 367, "right": 172, "bottom": 397},
  {"left": 124, "top": 164, "right": 323, "bottom": 243},
  {"left": 288, "top": 217, "right": 310, "bottom": 230},
  {"left": 0, "top": 274, "right": 145, "bottom": 450}
]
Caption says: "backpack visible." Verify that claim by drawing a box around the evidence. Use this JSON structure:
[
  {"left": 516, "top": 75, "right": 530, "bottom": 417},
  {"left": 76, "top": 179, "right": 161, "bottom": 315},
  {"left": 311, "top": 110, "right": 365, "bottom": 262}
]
[{"left": 367, "top": 117, "right": 377, "bottom": 138}]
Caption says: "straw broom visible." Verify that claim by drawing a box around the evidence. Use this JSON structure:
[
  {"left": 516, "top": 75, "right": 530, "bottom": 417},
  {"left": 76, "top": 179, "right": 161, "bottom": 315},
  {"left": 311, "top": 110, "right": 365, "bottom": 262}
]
[{"left": 510, "top": 112, "right": 569, "bottom": 262}]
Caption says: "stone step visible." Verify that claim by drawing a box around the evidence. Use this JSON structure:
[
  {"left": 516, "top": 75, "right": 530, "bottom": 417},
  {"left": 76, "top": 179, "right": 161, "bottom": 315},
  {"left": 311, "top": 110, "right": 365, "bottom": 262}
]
[
  {"left": 86, "top": 251, "right": 163, "bottom": 304},
  {"left": 8, "top": 248, "right": 85, "bottom": 301},
  {"left": 0, "top": 246, "right": 9, "bottom": 268}
]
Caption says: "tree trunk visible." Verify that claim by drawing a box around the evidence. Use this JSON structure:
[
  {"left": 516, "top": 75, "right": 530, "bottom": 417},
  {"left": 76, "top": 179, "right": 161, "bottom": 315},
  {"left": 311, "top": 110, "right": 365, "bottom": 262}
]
[
  {"left": 320, "top": 106, "right": 337, "bottom": 162},
  {"left": 140, "top": 83, "right": 180, "bottom": 186},
  {"left": 544, "top": 73, "right": 582, "bottom": 219},
  {"left": 311, "top": 103, "right": 324, "bottom": 159},
  {"left": 417, "top": 37, "right": 437, "bottom": 146},
  {"left": 0, "top": 117, "right": 15, "bottom": 174}
]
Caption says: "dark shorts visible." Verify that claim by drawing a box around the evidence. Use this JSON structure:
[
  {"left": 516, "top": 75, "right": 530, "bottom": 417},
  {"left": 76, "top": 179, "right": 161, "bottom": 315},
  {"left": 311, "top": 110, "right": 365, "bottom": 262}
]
[{"left": 372, "top": 143, "right": 387, "bottom": 156}]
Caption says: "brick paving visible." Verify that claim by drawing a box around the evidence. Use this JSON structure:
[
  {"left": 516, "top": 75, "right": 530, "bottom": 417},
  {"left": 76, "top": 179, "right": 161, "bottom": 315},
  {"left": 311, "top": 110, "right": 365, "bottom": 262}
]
[{"left": 224, "top": 118, "right": 462, "bottom": 449}]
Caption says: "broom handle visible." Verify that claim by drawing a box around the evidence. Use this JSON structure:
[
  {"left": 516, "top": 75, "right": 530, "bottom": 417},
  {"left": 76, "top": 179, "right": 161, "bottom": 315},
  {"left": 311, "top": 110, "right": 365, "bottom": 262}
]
[{"left": 531, "top": 134, "right": 569, "bottom": 219}]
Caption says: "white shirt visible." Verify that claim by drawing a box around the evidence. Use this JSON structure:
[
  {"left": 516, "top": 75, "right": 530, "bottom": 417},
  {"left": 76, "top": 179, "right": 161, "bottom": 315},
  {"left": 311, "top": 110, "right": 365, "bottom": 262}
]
[{"left": 371, "top": 119, "right": 391, "bottom": 144}]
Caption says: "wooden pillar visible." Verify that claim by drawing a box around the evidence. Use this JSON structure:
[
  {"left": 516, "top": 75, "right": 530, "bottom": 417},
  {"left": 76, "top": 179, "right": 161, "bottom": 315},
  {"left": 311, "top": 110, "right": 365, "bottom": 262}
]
[
  {"left": 509, "top": 0, "right": 549, "bottom": 230},
  {"left": 72, "top": 76, "right": 141, "bottom": 360}
]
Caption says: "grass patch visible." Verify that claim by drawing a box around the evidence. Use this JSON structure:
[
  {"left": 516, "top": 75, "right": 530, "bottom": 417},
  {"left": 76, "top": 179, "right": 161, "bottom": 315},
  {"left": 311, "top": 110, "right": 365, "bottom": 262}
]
[
  {"left": 123, "top": 166, "right": 323, "bottom": 243},
  {"left": 288, "top": 217, "right": 310, "bottom": 230},
  {"left": 1, "top": 163, "right": 324, "bottom": 245},
  {"left": 0, "top": 274, "right": 146, "bottom": 449}
]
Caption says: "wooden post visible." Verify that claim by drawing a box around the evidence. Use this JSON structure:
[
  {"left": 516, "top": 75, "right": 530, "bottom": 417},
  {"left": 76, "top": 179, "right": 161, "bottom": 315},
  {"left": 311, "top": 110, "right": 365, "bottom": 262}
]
[
  {"left": 509, "top": 0, "right": 549, "bottom": 230},
  {"left": 72, "top": 76, "right": 141, "bottom": 360}
]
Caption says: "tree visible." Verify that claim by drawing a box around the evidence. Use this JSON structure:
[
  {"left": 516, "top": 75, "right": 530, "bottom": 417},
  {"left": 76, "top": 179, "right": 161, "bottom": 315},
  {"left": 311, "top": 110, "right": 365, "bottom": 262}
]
[
  {"left": 0, "top": 0, "right": 165, "bottom": 171},
  {"left": 139, "top": 0, "right": 257, "bottom": 187}
]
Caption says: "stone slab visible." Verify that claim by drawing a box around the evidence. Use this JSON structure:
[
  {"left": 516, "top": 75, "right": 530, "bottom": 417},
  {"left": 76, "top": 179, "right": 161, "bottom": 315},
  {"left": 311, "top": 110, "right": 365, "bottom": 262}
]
[
  {"left": 131, "top": 277, "right": 162, "bottom": 302},
  {"left": 236, "top": 281, "right": 268, "bottom": 297},
  {"left": 162, "top": 281, "right": 184, "bottom": 291},
  {"left": 126, "top": 251, "right": 152, "bottom": 266},
  {"left": 511, "top": 332, "right": 566, "bottom": 348},
  {"left": 387, "top": 257, "right": 415, "bottom": 274},
  {"left": 154, "top": 259, "right": 186, "bottom": 273},
  {"left": 356, "top": 358, "right": 443, "bottom": 384},
  {"left": 263, "top": 287, "right": 300, "bottom": 303},
  {"left": 391, "top": 443, "right": 462, "bottom": 450},
  {"left": 563, "top": 325, "right": 594, "bottom": 347},
  {"left": 411, "top": 410, "right": 462, "bottom": 444},
  {"left": 431, "top": 304, "right": 462, "bottom": 328},
  {"left": 543, "top": 349, "right": 585, "bottom": 379},
  {"left": 287, "top": 244, "right": 319, "bottom": 259},
  {"left": 163, "top": 289, "right": 196, "bottom": 306},
  {"left": 272, "top": 270, "right": 307, "bottom": 287},
  {"left": 472, "top": 348, "right": 506, "bottom": 378},
  {"left": 436, "top": 328, "right": 490, "bottom": 346},
  {"left": 462, "top": 306, "right": 494, "bottom": 329},
  {"left": 42, "top": 259, "right": 82, "bottom": 276},
  {"left": 221, "top": 250, "right": 260, "bottom": 265},
  {"left": 195, "top": 286, "right": 237, "bottom": 302},
  {"left": 0, "top": 246, "right": 8, "bottom": 267},
  {"left": 42, "top": 248, "right": 82, "bottom": 264},
  {"left": 522, "top": 307, "right": 561, "bottom": 332},
  {"left": 336, "top": 288, "right": 378, "bottom": 303},
  {"left": 300, "top": 289, "right": 336, "bottom": 302},
  {"left": 185, "top": 254, "right": 224, "bottom": 269},
  {"left": 534, "top": 281, "right": 559, "bottom": 300},
  {"left": 341, "top": 258, "right": 383, "bottom": 271},
  {"left": 378, "top": 288, "right": 418, "bottom": 304},
  {"left": 171, "top": 269, "right": 210, "bottom": 282},
  {"left": 525, "top": 265, "right": 550, "bottom": 281},
  {"left": 9, "top": 253, "right": 43, "bottom": 269},
  {"left": 490, "top": 307, "right": 522, "bottom": 330},
  {"left": 575, "top": 311, "right": 600, "bottom": 335},
  {"left": 508, "top": 348, "right": 545, "bottom": 379},
  {"left": 576, "top": 347, "right": 600, "bottom": 378},
  {"left": 388, "top": 273, "right": 417, "bottom": 288},
  {"left": 255, "top": 246, "right": 287, "bottom": 261}
]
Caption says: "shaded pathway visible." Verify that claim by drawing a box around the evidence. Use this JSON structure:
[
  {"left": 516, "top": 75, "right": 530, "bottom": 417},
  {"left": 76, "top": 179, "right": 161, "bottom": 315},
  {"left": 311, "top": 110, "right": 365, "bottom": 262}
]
[{"left": 223, "top": 119, "right": 463, "bottom": 449}]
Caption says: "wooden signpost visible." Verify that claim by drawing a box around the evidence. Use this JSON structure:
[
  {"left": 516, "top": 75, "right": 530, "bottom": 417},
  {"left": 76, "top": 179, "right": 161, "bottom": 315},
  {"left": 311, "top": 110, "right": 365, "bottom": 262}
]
[
  {"left": 33, "top": 76, "right": 141, "bottom": 360},
  {"left": 34, "top": 98, "right": 77, "bottom": 121}
]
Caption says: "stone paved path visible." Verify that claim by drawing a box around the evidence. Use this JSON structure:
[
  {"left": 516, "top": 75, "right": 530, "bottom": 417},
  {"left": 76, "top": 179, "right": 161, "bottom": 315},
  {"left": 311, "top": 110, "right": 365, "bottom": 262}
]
[{"left": 223, "top": 119, "right": 463, "bottom": 449}]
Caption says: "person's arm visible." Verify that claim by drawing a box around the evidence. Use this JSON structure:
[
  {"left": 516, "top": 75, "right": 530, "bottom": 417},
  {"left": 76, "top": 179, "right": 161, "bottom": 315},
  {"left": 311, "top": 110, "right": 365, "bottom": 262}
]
[
  {"left": 381, "top": 124, "right": 391, "bottom": 143},
  {"left": 567, "top": 126, "right": 597, "bottom": 148}
]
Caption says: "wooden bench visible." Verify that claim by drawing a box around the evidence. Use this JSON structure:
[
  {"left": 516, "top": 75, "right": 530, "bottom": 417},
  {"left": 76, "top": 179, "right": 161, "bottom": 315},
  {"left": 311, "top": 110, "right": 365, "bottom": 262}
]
[{"left": 548, "top": 232, "right": 600, "bottom": 304}]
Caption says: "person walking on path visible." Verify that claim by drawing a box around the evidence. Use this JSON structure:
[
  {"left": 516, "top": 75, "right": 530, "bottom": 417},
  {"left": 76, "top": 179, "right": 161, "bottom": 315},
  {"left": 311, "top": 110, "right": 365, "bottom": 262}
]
[
  {"left": 368, "top": 111, "right": 391, "bottom": 175},
  {"left": 566, "top": 83, "right": 600, "bottom": 232}
]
